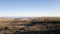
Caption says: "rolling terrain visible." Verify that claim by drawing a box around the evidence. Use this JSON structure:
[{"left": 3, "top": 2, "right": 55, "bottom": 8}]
[{"left": 0, "top": 17, "right": 60, "bottom": 34}]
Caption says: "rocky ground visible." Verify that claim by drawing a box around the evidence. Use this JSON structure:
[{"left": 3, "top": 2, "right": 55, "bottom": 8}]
[{"left": 0, "top": 17, "right": 60, "bottom": 34}]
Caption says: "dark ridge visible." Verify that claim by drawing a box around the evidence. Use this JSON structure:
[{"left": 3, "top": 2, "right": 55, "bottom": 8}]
[
  {"left": 21, "top": 21, "right": 60, "bottom": 26},
  {"left": 19, "top": 21, "right": 45, "bottom": 26},
  {"left": 14, "top": 29, "right": 60, "bottom": 34},
  {"left": 46, "top": 21, "right": 60, "bottom": 24}
]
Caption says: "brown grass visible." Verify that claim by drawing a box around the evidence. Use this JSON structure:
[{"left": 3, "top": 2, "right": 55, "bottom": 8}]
[{"left": 0, "top": 17, "right": 60, "bottom": 34}]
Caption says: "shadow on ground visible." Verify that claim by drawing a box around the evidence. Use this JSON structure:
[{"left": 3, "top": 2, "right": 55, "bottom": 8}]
[{"left": 14, "top": 29, "right": 60, "bottom": 34}]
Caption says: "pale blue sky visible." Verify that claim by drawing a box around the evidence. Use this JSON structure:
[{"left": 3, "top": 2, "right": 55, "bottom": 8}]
[{"left": 0, "top": 0, "right": 60, "bottom": 17}]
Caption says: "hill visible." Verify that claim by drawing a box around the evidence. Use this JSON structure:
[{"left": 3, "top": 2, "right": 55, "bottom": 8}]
[{"left": 0, "top": 17, "right": 60, "bottom": 34}]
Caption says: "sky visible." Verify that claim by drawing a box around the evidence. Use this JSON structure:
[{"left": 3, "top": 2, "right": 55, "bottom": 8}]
[{"left": 0, "top": 0, "right": 60, "bottom": 17}]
